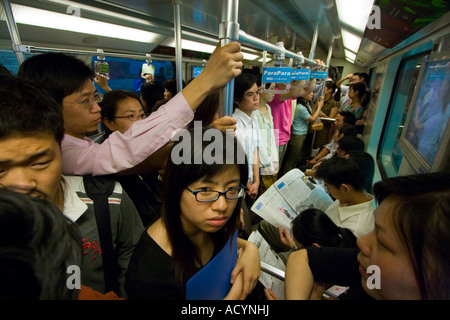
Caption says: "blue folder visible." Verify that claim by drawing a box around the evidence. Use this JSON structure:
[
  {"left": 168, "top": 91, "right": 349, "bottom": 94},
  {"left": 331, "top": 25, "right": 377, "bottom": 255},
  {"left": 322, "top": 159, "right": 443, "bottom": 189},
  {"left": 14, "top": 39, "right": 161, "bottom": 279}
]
[{"left": 186, "top": 231, "right": 238, "bottom": 300}]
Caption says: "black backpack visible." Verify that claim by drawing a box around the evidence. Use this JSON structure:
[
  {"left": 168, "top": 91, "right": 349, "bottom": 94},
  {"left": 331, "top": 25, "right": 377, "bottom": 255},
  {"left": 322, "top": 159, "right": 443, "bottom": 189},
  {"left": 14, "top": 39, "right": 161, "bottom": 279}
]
[{"left": 83, "top": 174, "right": 120, "bottom": 295}]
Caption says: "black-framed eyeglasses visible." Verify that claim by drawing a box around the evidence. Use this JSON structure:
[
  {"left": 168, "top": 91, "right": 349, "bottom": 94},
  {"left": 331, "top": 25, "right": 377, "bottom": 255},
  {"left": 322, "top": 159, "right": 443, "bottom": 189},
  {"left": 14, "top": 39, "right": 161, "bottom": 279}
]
[
  {"left": 185, "top": 185, "right": 246, "bottom": 202},
  {"left": 114, "top": 113, "right": 150, "bottom": 121}
]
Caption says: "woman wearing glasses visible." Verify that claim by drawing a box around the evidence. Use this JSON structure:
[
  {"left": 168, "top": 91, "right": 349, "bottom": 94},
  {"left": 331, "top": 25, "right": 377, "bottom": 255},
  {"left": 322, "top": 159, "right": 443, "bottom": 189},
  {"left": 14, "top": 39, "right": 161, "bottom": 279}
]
[
  {"left": 125, "top": 127, "right": 261, "bottom": 300},
  {"left": 100, "top": 90, "right": 161, "bottom": 227}
]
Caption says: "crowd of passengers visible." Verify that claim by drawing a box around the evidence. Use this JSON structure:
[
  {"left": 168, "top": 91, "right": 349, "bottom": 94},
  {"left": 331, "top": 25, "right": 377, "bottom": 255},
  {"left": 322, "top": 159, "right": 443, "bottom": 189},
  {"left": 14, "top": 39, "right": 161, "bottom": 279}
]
[{"left": 0, "top": 43, "right": 448, "bottom": 300}]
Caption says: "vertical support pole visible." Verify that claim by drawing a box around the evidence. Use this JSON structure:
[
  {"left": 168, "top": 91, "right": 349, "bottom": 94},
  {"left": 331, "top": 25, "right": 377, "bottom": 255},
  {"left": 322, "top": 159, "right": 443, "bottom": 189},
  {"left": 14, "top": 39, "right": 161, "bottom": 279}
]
[
  {"left": 320, "top": 38, "right": 335, "bottom": 97},
  {"left": 173, "top": 0, "right": 183, "bottom": 93},
  {"left": 1, "top": 0, "right": 25, "bottom": 65},
  {"left": 218, "top": 0, "right": 240, "bottom": 117},
  {"left": 309, "top": 6, "right": 322, "bottom": 60}
]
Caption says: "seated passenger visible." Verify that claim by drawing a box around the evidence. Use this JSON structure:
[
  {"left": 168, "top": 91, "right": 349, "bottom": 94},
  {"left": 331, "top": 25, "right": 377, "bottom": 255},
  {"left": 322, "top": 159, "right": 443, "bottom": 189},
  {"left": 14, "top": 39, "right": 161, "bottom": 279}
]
[
  {"left": 335, "top": 136, "right": 365, "bottom": 159},
  {"left": 347, "top": 152, "right": 375, "bottom": 194},
  {"left": 17, "top": 42, "right": 242, "bottom": 176},
  {"left": 314, "top": 157, "right": 375, "bottom": 238},
  {"left": 125, "top": 127, "right": 261, "bottom": 300},
  {"left": 263, "top": 207, "right": 357, "bottom": 300},
  {"left": 339, "top": 82, "right": 366, "bottom": 120},
  {"left": 278, "top": 208, "right": 357, "bottom": 251},
  {"left": 100, "top": 90, "right": 163, "bottom": 227},
  {"left": 283, "top": 172, "right": 450, "bottom": 300},
  {"left": 0, "top": 76, "right": 144, "bottom": 297},
  {"left": 299, "top": 123, "right": 358, "bottom": 175},
  {"left": 303, "top": 111, "right": 356, "bottom": 167}
]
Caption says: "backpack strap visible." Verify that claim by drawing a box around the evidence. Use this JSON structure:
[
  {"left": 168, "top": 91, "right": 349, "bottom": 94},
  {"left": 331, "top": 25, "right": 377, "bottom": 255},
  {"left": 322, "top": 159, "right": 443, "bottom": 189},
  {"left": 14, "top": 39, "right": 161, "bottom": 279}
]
[{"left": 83, "top": 174, "right": 120, "bottom": 294}]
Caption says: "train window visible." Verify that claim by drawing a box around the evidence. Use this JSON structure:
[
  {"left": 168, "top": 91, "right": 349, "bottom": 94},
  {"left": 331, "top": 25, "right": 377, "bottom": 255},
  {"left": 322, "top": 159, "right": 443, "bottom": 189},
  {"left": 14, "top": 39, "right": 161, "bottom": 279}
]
[
  {"left": 0, "top": 50, "right": 32, "bottom": 75},
  {"left": 377, "top": 52, "right": 430, "bottom": 178},
  {"left": 91, "top": 56, "right": 175, "bottom": 93}
]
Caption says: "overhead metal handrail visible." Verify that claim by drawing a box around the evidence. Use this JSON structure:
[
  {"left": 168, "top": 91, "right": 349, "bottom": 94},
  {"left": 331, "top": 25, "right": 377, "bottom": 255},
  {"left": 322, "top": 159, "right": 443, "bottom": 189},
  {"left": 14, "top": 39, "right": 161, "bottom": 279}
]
[
  {"left": 15, "top": 44, "right": 208, "bottom": 64},
  {"left": 238, "top": 30, "right": 318, "bottom": 66}
]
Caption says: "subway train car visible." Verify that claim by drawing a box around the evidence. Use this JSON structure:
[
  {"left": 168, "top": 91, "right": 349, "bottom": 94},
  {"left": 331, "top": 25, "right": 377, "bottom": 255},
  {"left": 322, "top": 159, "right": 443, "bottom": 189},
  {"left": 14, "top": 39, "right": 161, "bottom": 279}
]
[
  {"left": 0, "top": 0, "right": 449, "bottom": 304},
  {"left": 1, "top": 0, "right": 449, "bottom": 181}
]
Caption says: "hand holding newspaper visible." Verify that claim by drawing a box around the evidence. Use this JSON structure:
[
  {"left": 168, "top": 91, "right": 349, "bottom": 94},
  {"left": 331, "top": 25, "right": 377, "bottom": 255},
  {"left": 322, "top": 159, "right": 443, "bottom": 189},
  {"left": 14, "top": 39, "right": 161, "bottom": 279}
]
[{"left": 251, "top": 169, "right": 333, "bottom": 230}]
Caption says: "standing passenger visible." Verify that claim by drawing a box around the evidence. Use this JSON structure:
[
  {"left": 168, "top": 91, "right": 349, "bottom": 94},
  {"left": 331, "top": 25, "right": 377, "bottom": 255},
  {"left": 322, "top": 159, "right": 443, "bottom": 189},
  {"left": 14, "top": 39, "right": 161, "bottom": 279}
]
[
  {"left": 282, "top": 91, "right": 323, "bottom": 175},
  {"left": 125, "top": 127, "right": 261, "bottom": 300},
  {"left": 253, "top": 82, "right": 279, "bottom": 194},
  {"left": 18, "top": 42, "right": 243, "bottom": 176},
  {"left": 0, "top": 76, "right": 144, "bottom": 297},
  {"left": 232, "top": 73, "right": 261, "bottom": 202}
]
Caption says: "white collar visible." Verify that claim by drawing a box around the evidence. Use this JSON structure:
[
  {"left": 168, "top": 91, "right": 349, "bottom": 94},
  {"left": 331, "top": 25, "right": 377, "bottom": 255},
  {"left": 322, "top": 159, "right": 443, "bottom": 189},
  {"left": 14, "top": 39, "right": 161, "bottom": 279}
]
[{"left": 61, "top": 175, "right": 88, "bottom": 222}]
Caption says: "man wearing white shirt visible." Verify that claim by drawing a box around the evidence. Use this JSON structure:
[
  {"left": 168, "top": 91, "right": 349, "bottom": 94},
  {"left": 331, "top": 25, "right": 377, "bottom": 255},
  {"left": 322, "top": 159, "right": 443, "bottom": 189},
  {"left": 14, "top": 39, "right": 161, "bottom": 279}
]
[
  {"left": 315, "top": 157, "right": 375, "bottom": 238},
  {"left": 232, "top": 73, "right": 261, "bottom": 202}
]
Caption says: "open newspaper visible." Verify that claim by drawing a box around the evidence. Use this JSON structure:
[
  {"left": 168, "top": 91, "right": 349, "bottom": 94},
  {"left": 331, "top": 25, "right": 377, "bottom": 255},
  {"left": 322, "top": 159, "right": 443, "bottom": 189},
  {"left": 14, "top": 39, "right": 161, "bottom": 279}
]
[
  {"left": 251, "top": 169, "right": 333, "bottom": 230},
  {"left": 247, "top": 231, "right": 285, "bottom": 300}
]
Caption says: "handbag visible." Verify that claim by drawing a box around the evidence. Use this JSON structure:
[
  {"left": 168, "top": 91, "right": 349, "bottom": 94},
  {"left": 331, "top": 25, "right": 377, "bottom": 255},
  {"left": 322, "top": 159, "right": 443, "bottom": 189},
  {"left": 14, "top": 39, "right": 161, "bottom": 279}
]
[{"left": 310, "top": 117, "right": 324, "bottom": 131}]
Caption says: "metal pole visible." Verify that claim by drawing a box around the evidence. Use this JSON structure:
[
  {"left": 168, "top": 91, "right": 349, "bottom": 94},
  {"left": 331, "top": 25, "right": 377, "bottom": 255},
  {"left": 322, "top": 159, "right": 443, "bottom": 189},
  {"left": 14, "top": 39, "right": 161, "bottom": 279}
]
[
  {"left": 309, "top": 6, "right": 322, "bottom": 60},
  {"left": 218, "top": 0, "right": 240, "bottom": 117},
  {"left": 1, "top": 0, "right": 25, "bottom": 65},
  {"left": 320, "top": 38, "right": 335, "bottom": 97},
  {"left": 238, "top": 30, "right": 317, "bottom": 66},
  {"left": 173, "top": 1, "right": 183, "bottom": 93}
]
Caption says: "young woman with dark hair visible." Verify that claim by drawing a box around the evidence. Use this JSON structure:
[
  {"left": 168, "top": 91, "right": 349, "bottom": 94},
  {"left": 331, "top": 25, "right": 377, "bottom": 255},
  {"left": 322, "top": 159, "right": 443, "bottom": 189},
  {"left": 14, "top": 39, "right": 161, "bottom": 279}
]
[
  {"left": 125, "top": 127, "right": 261, "bottom": 300},
  {"left": 288, "top": 208, "right": 357, "bottom": 250}
]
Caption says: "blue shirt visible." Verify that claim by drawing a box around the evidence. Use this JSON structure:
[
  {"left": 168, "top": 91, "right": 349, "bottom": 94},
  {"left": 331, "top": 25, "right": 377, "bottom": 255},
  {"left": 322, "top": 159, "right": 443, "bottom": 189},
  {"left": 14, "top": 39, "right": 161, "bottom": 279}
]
[{"left": 291, "top": 102, "right": 311, "bottom": 136}]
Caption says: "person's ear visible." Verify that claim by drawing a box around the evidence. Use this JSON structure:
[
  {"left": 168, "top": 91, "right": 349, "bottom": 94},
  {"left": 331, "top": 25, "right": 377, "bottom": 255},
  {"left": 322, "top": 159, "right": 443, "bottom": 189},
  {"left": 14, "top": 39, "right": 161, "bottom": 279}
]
[
  {"left": 340, "top": 183, "right": 351, "bottom": 194},
  {"left": 311, "top": 243, "right": 321, "bottom": 248}
]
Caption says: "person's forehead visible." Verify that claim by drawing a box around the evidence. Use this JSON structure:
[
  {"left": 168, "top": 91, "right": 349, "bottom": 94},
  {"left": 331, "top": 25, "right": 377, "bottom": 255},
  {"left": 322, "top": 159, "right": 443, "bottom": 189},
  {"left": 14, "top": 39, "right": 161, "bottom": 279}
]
[
  {"left": 73, "top": 80, "right": 97, "bottom": 97},
  {"left": 0, "top": 133, "right": 60, "bottom": 160}
]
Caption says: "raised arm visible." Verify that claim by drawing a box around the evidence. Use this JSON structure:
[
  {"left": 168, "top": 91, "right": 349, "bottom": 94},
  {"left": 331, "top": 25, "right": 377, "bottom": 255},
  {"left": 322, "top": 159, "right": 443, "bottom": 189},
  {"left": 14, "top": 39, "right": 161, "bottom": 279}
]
[{"left": 62, "top": 42, "right": 243, "bottom": 176}]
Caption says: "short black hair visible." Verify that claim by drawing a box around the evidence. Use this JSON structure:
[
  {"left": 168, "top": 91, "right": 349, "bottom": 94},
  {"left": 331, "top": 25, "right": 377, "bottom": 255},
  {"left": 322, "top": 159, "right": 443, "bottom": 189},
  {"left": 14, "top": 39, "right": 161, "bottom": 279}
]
[
  {"left": 17, "top": 53, "right": 95, "bottom": 105},
  {"left": 0, "top": 187, "right": 82, "bottom": 300},
  {"left": 350, "top": 82, "right": 367, "bottom": 99},
  {"left": 0, "top": 76, "right": 64, "bottom": 144},
  {"left": 233, "top": 72, "right": 258, "bottom": 111},
  {"left": 338, "top": 111, "right": 356, "bottom": 126},
  {"left": 315, "top": 157, "right": 365, "bottom": 191},
  {"left": 338, "top": 136, "right": 365, "bottom": 154},
  {"left": 338, "top": 123, "right": 358, "bottom": 137}
]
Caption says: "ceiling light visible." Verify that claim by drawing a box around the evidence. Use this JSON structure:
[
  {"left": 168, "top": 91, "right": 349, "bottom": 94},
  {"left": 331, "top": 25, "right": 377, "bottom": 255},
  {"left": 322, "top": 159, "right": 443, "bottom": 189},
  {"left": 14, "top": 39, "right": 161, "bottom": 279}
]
[
  {"left": 341, "top": 29, "right": 362, "bottom": 53},
  {"left": 336, "top": 0, "right": 375, "bottom": 34},
  {"left": 3, "top": 4, "right": 161, "bottom": 43},
  {"left": 345, "top": 49, "right": 357, "bottom": 61},
  {"left": 346, "top": 57, "right": 355, "bottom": 64}
]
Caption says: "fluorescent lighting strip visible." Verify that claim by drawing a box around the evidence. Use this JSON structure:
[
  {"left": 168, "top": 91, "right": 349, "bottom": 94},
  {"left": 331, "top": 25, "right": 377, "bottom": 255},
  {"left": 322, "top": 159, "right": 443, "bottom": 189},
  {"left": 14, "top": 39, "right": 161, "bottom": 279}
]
[
  {"left": 341, "top": 29, "right": 362, "bottom": 53},
  {"left": 344, "top": 49, "right": 356, "bottom": 61},
  {"left": 346, "top": 57, "right": 355, "bottom": 63},
  {"left": 3, "top": 4, "right": 161, "bottom": 43},
  {"left": 336, "top": 0, "right": 375, "bottom": 34}
]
